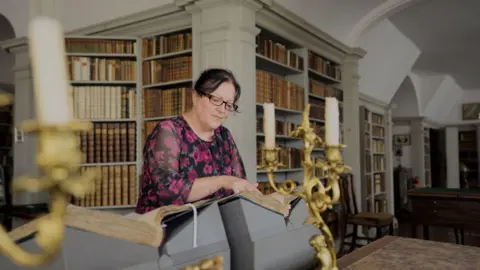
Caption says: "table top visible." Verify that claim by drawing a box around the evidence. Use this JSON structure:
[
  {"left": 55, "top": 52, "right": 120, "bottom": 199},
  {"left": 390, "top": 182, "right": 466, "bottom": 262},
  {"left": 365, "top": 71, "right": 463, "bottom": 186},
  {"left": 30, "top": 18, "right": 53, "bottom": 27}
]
[
  {"left": 337, "top": 236, "right": 480, "bottom": 269},
  {"left": 408, "top": 187, "right": 480, "bottom": 198}
]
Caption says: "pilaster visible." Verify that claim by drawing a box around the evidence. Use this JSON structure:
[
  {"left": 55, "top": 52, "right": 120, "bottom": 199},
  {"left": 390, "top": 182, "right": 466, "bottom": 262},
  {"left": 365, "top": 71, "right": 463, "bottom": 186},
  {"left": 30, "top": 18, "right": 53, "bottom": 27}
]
[
  {"left": 186, "top": 0, "right": 262, "bottom": 181},
  {"left": 445, "top": 126, "right": 460, "bottom": 188},
  {"left": 341, "top": 51, "right": 363, "bottom": 209},
  {"left": 2, "top": 42, "right": 44, "bottom": 205},
  {"left": 410, "top": 118, "right": 425, "bottom": 186},
  {"left": 29, "top": 0, "right": 59, "bottom": 19}
]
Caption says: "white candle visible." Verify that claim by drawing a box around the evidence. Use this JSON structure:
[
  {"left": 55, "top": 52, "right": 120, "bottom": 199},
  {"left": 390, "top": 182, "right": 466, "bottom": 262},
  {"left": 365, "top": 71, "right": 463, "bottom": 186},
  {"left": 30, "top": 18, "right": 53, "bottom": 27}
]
[
  {"left": 263, "top": 103, "right": 276, "bottom": 148},
  {"left": 325, "top": 97, "right": 340, "bottom": 145},
  {"left": 28, "top": 17, "right": 72, "bottom": 124}
]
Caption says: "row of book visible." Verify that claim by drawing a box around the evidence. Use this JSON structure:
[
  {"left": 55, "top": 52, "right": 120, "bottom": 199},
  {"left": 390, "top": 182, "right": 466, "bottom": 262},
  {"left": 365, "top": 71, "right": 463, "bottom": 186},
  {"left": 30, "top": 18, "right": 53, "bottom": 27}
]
[
  {"left": 143, "top": 87, "right": 192, "bottom": 118},
  {"left": 68, "top": 57, "right": 137, "bottom": 81},
  {"left": 142, "top": 56, "right": 192, "bottom": 85},
  {"left": 80, "top": 123, "right": 136, "bottom": 164},
  {"left": 142, "top": 32, "right": 192, "bottom": 58},
  {"left": 72, "top": 86, "right": 136, "bottom": 120},
  {"left": 70, "top": 165, "right": 137, "bottom": 207},
  {"left": 256, "top": 36, "right": 304, "bottom": 71},
  {"left": 256, "top": 142, "right": 303, "bottom": 169},
  {"left": 66, "top": 39, "right": 136, "bottom": 54},
  {"left": 308, "top": 52, "right": 342, "bottom": 81},
  {"left": 256, "top": 70, "right": 305, "bottom": 111}
]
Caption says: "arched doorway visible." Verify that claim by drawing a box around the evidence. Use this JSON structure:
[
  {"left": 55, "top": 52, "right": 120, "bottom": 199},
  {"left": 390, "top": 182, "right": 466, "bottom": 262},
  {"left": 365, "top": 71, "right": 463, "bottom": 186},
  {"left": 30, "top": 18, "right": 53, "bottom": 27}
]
[{"left": 0, "top": 13, "right": 15, "bottom": 229}]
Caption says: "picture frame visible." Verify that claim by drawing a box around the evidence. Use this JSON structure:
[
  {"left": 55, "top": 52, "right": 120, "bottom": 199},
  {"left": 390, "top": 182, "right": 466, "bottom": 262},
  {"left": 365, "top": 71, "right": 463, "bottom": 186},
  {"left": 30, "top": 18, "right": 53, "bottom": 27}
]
[
  {"left": 393, "top": 134, "right": 411, "bottom": 146},
  {"left": 462, "top": 103, "right": 480, "bottom": 120}
]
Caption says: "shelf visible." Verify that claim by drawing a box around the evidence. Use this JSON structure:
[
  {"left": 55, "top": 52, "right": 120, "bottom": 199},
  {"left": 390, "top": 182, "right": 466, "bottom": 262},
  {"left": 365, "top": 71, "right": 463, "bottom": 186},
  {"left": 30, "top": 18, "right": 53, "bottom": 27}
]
[
  {"left": 256, "top": 103, "right": 302, "bottom": 116},
  {"left": 143, "top": 78, "right": 193, "bottom": 89},
  {"left": 143, "top": 49, "right": 192, "bottom": 61},
  {"left": 67, "top": 53, "right": 136, "bottom": 58},
  {"left": 256, "top": 54, "right": 303, "bottom": 76},
  {"left": 71, "top": 80, "right": 137, "bottom": 85},
  {"left": 308, "top": 68, "right": 340, "bottom": 84}
]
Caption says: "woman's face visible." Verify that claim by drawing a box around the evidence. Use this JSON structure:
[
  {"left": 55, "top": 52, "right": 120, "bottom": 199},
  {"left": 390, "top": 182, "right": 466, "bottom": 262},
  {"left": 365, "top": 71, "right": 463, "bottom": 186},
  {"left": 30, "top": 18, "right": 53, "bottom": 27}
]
[{"left": 193, "top": 82, "right": 236, "bottom": 131}]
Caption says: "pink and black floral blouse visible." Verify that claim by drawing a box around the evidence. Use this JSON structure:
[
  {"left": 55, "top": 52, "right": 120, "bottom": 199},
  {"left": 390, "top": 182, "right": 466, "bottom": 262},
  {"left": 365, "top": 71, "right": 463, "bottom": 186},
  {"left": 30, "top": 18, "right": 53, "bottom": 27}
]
[{"left": 135, "top": 116, "right": 246, "bottom": 214}]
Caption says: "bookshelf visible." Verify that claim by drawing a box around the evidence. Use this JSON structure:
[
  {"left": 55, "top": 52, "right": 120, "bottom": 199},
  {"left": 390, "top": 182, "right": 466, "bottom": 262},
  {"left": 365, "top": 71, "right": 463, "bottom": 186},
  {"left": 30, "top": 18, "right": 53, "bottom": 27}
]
[
  {"left": 67, "top": 36, "right": 140, "bottom": 209},
  {"left": 360, "top": 106, "right": 387, "bottom": 213},
  {"left": 254, "top": 26, "right": 344, "bottom": 193},
  {"left": 0, "top": 103, "right": 12, "bottom": 207},
  {"left": 141, "top": 28, "right": 193, "bottom": 145},
  {"left": 424, "top": 128, "right": 431, "bottom": 187},
  {"left": 459, "top": 130, "right": 478, "bottom": 188}
]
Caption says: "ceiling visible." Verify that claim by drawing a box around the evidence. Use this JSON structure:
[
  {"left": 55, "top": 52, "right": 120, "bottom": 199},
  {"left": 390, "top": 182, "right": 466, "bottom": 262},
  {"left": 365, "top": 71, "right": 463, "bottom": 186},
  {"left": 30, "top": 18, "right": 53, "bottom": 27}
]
[{"left": 389, "top": 0, "right": 480, "bottom": 90}]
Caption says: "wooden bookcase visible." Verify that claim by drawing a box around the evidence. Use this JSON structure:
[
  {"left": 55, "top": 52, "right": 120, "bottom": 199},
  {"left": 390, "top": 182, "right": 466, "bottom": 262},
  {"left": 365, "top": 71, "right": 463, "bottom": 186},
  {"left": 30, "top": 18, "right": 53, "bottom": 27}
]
[
  {"left": 424, "top": 128, "right": 431, "bottom": 187},
  {"left": 254, "top": 26, "right": 344, "bottom": 194},
  {"left": 360, "top": 106, "right": 387, "bottom": 213},
  {"left": 67, "top": 36, "right": 140, "bottom": 209}
]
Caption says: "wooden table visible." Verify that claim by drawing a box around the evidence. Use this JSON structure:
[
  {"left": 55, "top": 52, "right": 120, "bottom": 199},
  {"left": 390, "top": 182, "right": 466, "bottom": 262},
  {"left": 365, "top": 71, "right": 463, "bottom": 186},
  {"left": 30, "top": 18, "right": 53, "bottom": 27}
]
[
  {"left": 408, "top": 187, "right": 480, "bottom": 244},
  {"left": 337, "top": 236, "right": 480, "bottom": 269}
]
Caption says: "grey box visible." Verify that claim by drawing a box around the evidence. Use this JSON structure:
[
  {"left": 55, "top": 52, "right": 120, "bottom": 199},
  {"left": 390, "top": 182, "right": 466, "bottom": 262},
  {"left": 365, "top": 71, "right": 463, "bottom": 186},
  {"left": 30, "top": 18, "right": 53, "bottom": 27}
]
[
  {"left": 219, "top": 197, "right": 318, "bottom": 270},
  {"left": 0, "top": 202, "right": 230, "bottom": 270}
]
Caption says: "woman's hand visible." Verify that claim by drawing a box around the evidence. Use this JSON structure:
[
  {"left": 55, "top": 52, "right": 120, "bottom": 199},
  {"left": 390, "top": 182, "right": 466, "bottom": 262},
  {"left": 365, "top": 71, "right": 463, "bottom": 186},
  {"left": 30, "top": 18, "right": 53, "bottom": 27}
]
[{"left": 222, "top": 176, "right": 262, "bottom": 194}]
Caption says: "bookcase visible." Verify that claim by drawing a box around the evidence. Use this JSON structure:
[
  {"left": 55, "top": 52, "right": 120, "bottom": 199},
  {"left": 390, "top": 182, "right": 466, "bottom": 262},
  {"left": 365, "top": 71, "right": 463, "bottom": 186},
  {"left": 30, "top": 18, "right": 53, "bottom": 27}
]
[
  {"left": 254, "top": 26, "right": 344, "bottom": 193},
  {"left": 459, "top": 130, "right": 478, "bottom": 188},
  {"left": 359, "top": 106, "right": 387, "bottom": 213},
  {"left": 141, "top": 28, "right": 193, "bottom": 145},
  {"left": 67, "top": 36, "right": 140, "bottom": 209},
  {"left": 0, "top": 104, "right": 12, "bottom": 207},
  {"left": 424, "top": 127, "right": 431, "bottom": 186}
]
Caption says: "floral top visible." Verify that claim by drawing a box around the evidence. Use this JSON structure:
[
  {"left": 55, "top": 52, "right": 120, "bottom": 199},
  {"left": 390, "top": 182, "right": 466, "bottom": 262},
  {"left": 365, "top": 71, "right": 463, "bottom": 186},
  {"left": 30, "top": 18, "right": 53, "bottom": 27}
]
[{"left": 135, "top": 116, "right": 247, "bottom": 214}]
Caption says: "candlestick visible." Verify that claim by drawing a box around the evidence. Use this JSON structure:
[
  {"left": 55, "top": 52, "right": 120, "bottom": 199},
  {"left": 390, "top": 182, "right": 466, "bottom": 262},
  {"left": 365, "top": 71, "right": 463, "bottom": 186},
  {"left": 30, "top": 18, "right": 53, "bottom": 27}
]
[
  {"left": 0, "top": 16, "right": 97, "bottom": 267},
  {"left": 257, "top": 104, "right": 350, "bottom": 270},
  {"left": 263, "top": 103, "right": 276, "bottom": 148},
  {"left": 29, "top": 16, "right": 72, "bottom": 125},
  {"left": 325, "top": 97, "right": 339, "bottom": 145}
]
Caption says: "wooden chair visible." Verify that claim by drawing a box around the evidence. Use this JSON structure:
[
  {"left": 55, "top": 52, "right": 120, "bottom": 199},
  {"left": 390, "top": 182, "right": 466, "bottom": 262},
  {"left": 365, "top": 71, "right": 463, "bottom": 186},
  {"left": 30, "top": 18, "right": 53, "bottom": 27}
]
[{"left": 337, "top": 173, "right": 394, "bottom": 254}]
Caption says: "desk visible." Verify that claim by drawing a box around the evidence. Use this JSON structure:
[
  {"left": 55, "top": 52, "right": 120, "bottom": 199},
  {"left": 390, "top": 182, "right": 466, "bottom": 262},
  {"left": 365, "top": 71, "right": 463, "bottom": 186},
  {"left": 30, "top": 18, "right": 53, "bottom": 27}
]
[
  {"left": 408, "top": 188, "right": 480, "bottom": 243},
  {"left": 337, "top": 236, "right": 480, "bottom": 269}
]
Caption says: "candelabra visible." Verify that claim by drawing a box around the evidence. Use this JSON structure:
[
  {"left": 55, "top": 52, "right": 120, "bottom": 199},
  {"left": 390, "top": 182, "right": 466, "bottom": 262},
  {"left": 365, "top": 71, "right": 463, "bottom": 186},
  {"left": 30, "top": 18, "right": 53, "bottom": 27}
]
[
  {"left": 257, "top": 104, "right": 350, "bottom": 270},
  {"left": 0, "top": 15, "right": 99, "bottom": 267},
  {"left": 0, "top": 94, "right": 98, "bottom": 266},
  {"left": 184, "top": 255, "right": 224, "bottom": 270}
]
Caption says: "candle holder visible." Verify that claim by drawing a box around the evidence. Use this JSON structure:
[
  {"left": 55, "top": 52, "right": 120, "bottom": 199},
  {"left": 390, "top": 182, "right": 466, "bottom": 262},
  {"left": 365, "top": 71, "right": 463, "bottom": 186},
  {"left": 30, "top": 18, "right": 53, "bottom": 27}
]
[
  {"left": 258, "top": 104, "right": 350, "bottom": 270},
  {"left": 183, "top": 255, "right": 224, "bottom": 270},
  {"left": 0, "top": 95, "right": 99, "bottom": 266}
]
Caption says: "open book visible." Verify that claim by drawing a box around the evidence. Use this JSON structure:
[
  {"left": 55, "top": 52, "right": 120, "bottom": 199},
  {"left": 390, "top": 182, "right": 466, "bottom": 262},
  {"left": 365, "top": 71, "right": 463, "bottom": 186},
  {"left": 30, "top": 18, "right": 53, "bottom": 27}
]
[{"left": 8, "top": 191, "right": 301, "bottom": 248}]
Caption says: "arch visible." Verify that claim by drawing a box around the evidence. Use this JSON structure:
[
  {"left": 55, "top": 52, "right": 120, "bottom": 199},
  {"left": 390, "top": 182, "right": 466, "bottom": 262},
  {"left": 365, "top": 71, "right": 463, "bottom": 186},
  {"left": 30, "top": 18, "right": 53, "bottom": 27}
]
[
  {"left": 0, "top": 13, "right": 15, "bottom": 40},
  {"left": 345, "top": 0, "right": 428, "bottom": 46},
  {"left": 390, "top": 75, "right": 421, "bottom": 118},
  {"left": 0, "top": 13, "right": 15, "bottom": 88}
]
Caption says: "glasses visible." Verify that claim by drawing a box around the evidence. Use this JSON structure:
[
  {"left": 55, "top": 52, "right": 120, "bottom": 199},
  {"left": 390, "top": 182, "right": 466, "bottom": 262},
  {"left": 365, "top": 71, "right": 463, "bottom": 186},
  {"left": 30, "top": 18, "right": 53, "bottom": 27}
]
[{"left": 200, "top": 92, "right": 238, "bottom": 112}]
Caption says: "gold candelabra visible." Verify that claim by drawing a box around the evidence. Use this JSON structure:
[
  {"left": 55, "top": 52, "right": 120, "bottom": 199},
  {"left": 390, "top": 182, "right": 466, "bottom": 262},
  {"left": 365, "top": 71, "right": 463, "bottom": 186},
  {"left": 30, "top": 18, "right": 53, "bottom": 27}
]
[
  {"left": 0, "top": 92, "right": 98, "bottom": 266},
  {"left": 257, "top": 104, "right": 350, "bottom": 270},
  {"left": 0, "top": 15, "right": 100, "bottom": 267}
]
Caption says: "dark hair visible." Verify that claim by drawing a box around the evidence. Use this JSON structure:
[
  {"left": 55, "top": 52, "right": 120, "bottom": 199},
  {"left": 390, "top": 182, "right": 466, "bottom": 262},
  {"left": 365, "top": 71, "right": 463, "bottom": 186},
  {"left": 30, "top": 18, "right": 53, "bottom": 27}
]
[{"left": 194, "top": 68, "right": 241, "bottom": 104}]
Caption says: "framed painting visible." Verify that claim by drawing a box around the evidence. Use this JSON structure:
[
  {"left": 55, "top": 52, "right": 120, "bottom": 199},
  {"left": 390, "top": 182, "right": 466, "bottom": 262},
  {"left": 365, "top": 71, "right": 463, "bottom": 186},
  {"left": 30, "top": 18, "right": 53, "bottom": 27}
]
[{"left": 462, "top": 103, "right": 480, "bottom": 120}]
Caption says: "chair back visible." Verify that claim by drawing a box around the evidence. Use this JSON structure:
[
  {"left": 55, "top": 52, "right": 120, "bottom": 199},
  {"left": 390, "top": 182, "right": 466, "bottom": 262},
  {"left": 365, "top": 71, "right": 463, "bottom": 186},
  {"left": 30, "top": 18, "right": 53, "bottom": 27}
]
[{"left": 338, "top": 173, "right": 358, "bottom": 216}]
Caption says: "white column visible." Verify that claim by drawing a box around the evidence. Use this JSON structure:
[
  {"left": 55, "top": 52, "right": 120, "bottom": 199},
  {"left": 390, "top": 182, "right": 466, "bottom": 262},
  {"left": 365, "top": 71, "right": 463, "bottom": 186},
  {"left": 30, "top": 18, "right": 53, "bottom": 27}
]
[
  {"left": 187, "top": 0, "right": 261, "bottom": 182},
  {"left": 29, "top": 0, "right": 59, "bottom": 19},
  {"left": 445, "top": 126, "right": 460, "bottom": 188},
  {"left": 341, "top": 50, "right": 364, "bottom": 210}
]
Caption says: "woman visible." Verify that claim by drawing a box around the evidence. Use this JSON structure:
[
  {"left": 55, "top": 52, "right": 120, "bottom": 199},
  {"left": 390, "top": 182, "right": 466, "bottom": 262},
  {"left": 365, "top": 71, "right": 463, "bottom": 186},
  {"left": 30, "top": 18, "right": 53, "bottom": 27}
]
[{"left": 136, "top": 68, "right": 260, "bottom": 214}]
